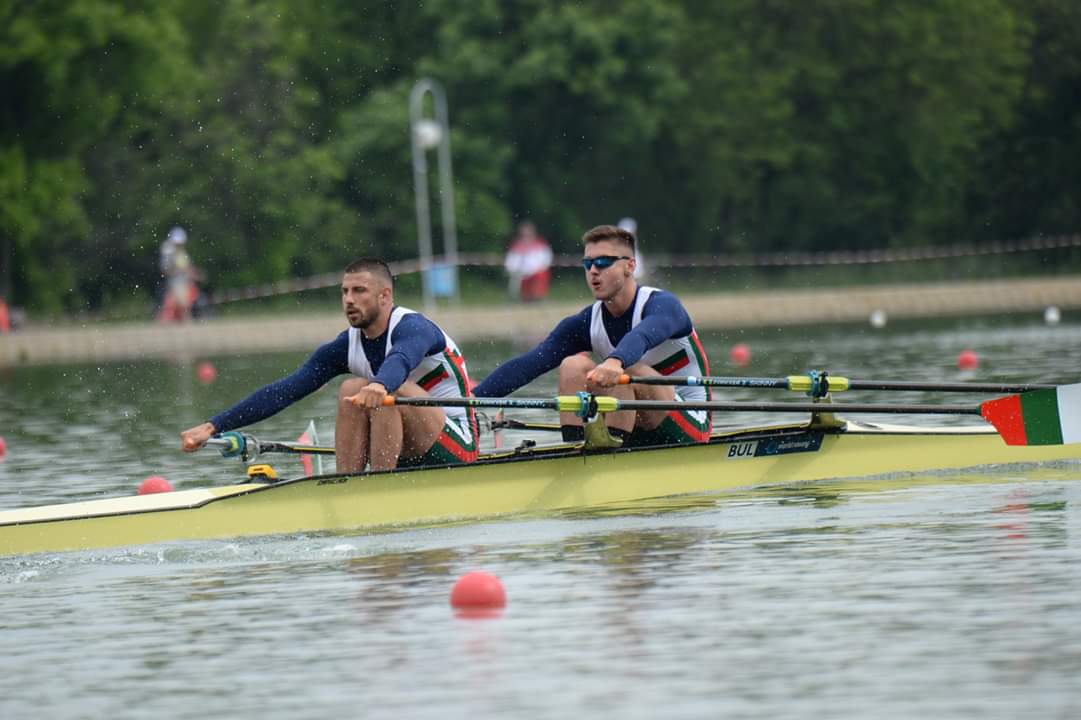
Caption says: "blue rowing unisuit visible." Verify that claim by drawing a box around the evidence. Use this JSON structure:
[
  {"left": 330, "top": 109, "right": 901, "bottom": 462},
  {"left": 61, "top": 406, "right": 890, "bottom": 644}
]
[
  {"left": 209, "top": 311, "right": 445, "bottom": 433},
  {"left": 472, "top": 287, "right": 692, "bottom": 398}
]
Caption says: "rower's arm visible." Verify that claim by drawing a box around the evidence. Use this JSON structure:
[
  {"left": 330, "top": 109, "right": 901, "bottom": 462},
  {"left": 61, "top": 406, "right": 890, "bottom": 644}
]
[
  {"left": 473, "top": 312, "right": 591, "bottom": 397},
  {"left": 609, "top": 292, "right": 692, "bottom": 368},
  {"left": 376, "top": 315, "right": 446, "bottom": 392},
  {"left": 209, "top": 333, "right": 349, "bottom": 432}
]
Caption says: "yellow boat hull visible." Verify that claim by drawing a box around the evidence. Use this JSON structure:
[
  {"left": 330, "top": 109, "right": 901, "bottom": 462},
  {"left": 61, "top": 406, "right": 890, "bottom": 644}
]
[{"left": 2, "top": 422, "right": 1079, "bottom": 557}]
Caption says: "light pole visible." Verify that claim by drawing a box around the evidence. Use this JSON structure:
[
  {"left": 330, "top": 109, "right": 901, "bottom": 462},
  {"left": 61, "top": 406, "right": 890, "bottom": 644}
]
[{"left": 409, "top": 78, "right": 459, "bottom": 312}]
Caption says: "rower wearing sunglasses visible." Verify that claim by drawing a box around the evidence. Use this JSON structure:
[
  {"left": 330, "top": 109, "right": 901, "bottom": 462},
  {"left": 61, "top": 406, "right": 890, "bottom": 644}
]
[{"left": 473, "top": 224, "right": 711, "bottom": 447}]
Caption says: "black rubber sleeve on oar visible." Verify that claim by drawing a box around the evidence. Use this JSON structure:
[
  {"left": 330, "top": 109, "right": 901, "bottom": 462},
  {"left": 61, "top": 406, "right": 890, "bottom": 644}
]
[
  {"left": 490, "top": 418, "right": 562, "bottom": 432},
  {"left": 253, "top": 440, "right": 336, "bottom": 455}
]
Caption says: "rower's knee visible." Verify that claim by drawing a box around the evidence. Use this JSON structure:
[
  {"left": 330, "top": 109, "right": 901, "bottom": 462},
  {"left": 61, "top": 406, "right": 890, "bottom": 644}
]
[
  {"left": 622, "top": 362, "right": 655, "bottom": 378},
  {"left": 559, "top": 353, "right": 594, "bottom": 381},
  {"left": 369, "top": 404, "right": 402, "bottom": 428},
  {"left": 622, "top": 363, "right": 674, "bottom": 400},
  {"left": 339, "top": 377, "right": 370, "bottom": 400}
]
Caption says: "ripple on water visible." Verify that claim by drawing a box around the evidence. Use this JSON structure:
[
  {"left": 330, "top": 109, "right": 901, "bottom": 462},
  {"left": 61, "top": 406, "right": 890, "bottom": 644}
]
[{"left": 2, "top": 322, "right": 1081, "bottom": 718}]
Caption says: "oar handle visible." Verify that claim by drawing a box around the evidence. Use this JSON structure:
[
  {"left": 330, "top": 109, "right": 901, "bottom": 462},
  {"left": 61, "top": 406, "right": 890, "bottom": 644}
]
[
  {"left": 205, "top": 433, "right": 245, "bottom": 455},
  {"left": 205, "top": 431, "right": 254, "bottom": 460}
]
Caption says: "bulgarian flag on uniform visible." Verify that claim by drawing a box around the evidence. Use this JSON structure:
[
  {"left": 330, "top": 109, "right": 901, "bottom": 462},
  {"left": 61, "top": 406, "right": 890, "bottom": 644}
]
[{"left": 981, "top": 383, "right": 1081, "bottom": 446}]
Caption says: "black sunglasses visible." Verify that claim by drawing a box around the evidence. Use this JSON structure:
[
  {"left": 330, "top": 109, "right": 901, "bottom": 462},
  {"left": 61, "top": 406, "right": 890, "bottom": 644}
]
[{"left": 581, "top": 255, "right": 631, "bottom": 271}]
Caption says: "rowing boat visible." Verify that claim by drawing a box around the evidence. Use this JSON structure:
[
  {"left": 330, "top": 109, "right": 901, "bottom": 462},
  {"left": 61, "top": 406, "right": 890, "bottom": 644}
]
[{"left": 2, "top": 415, "right": 1079, "bottom": 557}]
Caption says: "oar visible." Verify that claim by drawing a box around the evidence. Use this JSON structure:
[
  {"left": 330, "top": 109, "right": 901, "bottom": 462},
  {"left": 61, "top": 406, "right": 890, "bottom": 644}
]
[
  {"left": 206, "top": 431, "right": 336, "bottom": 462},
  {"left": 383, "top": 385, "right": 1081, "bottom": 446},
  {"left": 618, "top": 372, "right": 1057, "bottom": 395},
  {"left": 384, "top": 394, "right": 971, "bottom": 414},
  {"left": 490, "top": 417, "right": 562, "bottom": 433}
]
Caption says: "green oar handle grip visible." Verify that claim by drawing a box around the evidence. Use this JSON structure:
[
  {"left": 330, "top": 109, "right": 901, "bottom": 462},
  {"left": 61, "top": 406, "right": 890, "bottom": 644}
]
[
  {"left": 787, "top": 375, "right": 851, "bottom": 393},
  {"left": 213, "top": 431, "right": 249, "bottom": 459}
]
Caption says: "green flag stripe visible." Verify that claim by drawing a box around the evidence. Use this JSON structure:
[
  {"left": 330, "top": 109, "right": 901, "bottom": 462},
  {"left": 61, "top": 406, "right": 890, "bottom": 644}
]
[{"left": 1020, "top": 389, "right": 1064, "bottom": 445}]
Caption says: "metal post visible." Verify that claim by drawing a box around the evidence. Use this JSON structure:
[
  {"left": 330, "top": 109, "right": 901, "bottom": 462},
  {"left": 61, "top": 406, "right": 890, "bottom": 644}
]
[{"left": 409, "top": 78, "right": 459, "bottom": 312}]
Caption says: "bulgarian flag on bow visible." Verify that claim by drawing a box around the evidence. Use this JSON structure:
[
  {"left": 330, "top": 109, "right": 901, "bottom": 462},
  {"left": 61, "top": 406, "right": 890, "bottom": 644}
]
[
  {"left": 296, "top": 420, "right": 324, "bottom": 476},
  {"left": 981, "top": 383, "right": 1081, "bottom": 446}
]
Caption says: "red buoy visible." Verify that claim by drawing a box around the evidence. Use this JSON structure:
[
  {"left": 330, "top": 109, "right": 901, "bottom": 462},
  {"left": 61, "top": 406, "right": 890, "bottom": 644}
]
[
  {"left": 450, "top": 571, "right": 506, "bottom": 609},
  {"left": 957, "top": 349, "right": 979, "bottom": 371},
  {"left": 729, "top": 343, "right": 751, "bottom": 367},
  {"left": 138, "top": 476, "right": 173, "bottom": 495},
  {"left": 0, "top": 435, "right": 7, "bottom": 460},
  {"left": 197, "top": 361, "right": 218, "bottom": 384}
]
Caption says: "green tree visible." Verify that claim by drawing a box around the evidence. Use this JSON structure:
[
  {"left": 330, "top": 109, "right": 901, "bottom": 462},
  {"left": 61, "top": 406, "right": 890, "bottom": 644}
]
[
  {"left": 3, "top": 0, "right": 1078, "bottom": 314},
  {"left": 87, "top": 0, "right": 359, "bottom": 299},
  {"left": 660, "top": 0, "right": 1027, "bottom": 252},
  {"left": 969, "top": 0, "right": 1081, "bottom": 240},
  {"left": 0, "top": 0, "right": 185, "bottom": 311}
]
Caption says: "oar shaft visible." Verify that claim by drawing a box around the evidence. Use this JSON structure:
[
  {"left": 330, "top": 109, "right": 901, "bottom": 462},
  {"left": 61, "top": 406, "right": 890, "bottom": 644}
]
[
  {"left": 848, "top": 380, "right": 1054, "bottom": 393},
  {"left": 205, "top": 433, "right": 335, "bottom": 460},
  {"left": 621, "top": 374, "right": 1055, "bottom": 394},
  {"left": 491, "top": 419, "right": 562, "bottom": 432},
  {"left": 386, "top": 394, "right": 982, "bottom": 416},
  {"left": 383, "top": 396, "right": 560, "bottom": 410},
  {"left": 606, "top": 399, "right": 983, "bottom": 415},
  {"left": 622, "top": 374, "right": 790, "bottom": 389},
  {"left": 253, "top": 441, "right": 336, "bottom": 455}
]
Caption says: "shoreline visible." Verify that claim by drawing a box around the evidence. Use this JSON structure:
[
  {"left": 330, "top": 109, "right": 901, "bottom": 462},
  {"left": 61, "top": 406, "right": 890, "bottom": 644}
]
[{"left": 2, "top": 275, "right": 1078, "bottom": 367}]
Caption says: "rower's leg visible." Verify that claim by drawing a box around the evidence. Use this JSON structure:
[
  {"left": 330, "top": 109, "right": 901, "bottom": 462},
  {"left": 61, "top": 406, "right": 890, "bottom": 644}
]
[
  {"left": 622, "top": 362, "right": 677, "bottom": 431},
  {"left": 370, "top": 381, "right": 444, "bottom": 470},
  {"left": 336, "top": 378, "right": 372, "bottom": 472},
  {"left": 559, "top": 354, "right": 636, "bottom": 435},
  {"left": 558, "top": 354, "right": 593, "bottom": 436},
  {"left": 367, "top": 405, "right": 404, "bottom": 471}
]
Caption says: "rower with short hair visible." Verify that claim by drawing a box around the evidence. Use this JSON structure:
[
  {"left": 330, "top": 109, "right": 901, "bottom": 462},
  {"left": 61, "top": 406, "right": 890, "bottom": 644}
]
[
  {"left": 180, "top": 257, "right": 478, "bottom": 471},
  {"left": 473, "top": 224, "right": 711, "bottom": 446}
]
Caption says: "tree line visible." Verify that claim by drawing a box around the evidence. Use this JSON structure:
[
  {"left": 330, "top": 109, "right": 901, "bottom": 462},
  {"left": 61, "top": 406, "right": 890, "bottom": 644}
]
[{"left": 2, "top": 0, "right": 1078, "bottom": 312}]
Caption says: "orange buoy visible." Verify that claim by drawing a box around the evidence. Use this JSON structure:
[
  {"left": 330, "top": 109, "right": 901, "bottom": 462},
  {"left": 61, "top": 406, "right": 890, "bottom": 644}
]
[
  {"left": 197, "top": 361, "right": 218, "bottom": 384},
  {"left": 138, "top": 476, "right": 173, "bottom": 495},
  {"left": 450, "top": 571, "right": 506, "bottom": 609},
  {"left": 729, "top": 343, "right": 751, "bottom": 367},
  {"left": 957, "top": 349, "right": 979, "bottom": 371}
]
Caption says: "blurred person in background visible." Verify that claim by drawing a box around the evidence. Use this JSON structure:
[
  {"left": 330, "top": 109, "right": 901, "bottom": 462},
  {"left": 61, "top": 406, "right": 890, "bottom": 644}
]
[
  {"left": 0, "top": 296, "right": 10, "bottom": 333},
  {"left": 504, "top": 220, "right": 553, "bottom": 302},
  {"left": 157, "top": 226, "right": 203, "bottom": 322}
]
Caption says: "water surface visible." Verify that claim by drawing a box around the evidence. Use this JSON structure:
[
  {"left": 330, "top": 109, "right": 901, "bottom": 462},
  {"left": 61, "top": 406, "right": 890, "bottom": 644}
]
[{"left": 1, "top": 316, "right": 1080, "bottom": 718}]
